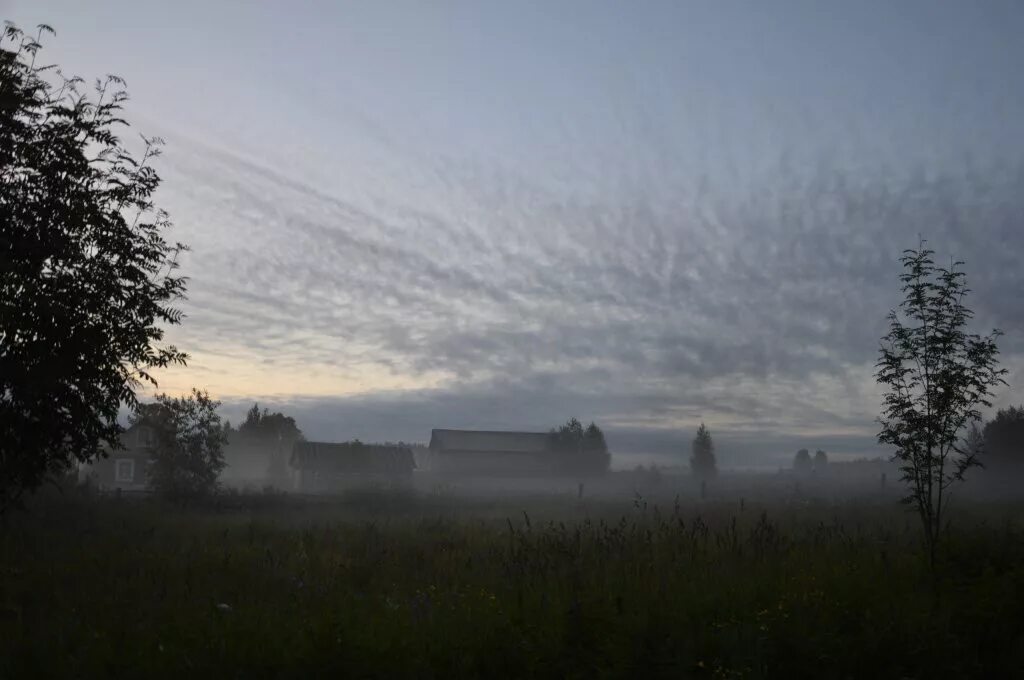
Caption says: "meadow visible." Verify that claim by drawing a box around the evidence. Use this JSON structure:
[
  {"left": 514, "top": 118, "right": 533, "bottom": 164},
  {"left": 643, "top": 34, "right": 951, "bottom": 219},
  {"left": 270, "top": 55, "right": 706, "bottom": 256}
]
[{"left": 3, "top": 484, "right": 1024, "bottom": 679}]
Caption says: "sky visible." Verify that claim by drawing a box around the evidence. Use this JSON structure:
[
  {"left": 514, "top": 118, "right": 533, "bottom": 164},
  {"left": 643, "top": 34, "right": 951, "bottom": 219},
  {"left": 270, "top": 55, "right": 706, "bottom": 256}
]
[{"left": 6, "top": 1, "right": 1024, "bottom": 468}]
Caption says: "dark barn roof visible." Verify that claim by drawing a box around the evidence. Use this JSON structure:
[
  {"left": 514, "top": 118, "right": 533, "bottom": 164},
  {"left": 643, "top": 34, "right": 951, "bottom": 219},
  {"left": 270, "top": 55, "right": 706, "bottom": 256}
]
[
  {"left": 428, "top": 429, "right": 610, "bottom": 478},
  {"left": 291, "top": 441, "right": 415, "bottom": 475}
]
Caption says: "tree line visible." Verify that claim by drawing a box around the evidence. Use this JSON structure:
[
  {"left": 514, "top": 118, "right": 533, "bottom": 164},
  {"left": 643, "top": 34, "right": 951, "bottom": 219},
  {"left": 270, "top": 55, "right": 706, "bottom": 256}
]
[{"left": 966, "top": 405, "right": 1024, "bottom": 479}]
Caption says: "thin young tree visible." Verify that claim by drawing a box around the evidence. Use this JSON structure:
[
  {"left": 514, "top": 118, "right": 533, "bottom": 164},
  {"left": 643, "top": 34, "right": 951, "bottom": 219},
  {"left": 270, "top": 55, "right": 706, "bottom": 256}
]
[
  {"left": 875, "top": 240, "right": 1006, "bottom": 567},
  {"left": 690, "top": 423, "right": 717, "bottom": 480}
]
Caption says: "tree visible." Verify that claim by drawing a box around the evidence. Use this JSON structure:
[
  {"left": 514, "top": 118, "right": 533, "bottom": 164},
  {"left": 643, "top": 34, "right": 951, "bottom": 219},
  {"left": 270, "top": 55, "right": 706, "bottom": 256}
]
[
  {"left": 0, "top": 24, "right": 187, "bottom": 511},
  {"left": 876, "top": 240, "right": 1006, "bottom": 567},
  {"left": 813, "top": 449, "right": 828, "bottom": 471},
  {"left": 139, "top": 389, "right": 227, "bottom": 500},
  {"left": 229, "top": 403, "right": 304, "bottom": 487},
  {"left": 793, "top": 449, "right": 812, "bottom": 474},
  {"left": 547, "top": 418, "right": 610, "bottom": 476},
  {"left": 583, "top": 422, "right": 608, "bottom": 458},
  {"left": 981, "top": 406, "right": 1024, "bottom": 475},
  {"left": 584, "top": 421, "right": 612, "bottom": 475},
  {"left": 550, "top": 417, "right": 585, "bottom": 447},
  {"left": 235, "top": 403, "right": 303, "bottom": 443},
  {"left": 690, "top": 423, "right": 717, "bottom": 480},
  {"left": 964, "top": 421, "right": 985, "bottom": 464}
]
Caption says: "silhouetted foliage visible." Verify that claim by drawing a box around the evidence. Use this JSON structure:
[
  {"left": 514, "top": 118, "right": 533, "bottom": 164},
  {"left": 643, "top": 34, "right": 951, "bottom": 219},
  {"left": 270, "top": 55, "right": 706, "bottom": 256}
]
[
  {"left": 549, "top": 417, "right": 585, "bottom": 448},
  {"left": 981, "top": 405, "right": 1024, "bottom": 474},
  {"left": 876, "top": 240, "right": 1006, "bottom": 566},
  {"left": 227, "top": 403, "right": 304, "bottom": 486},
  {"left": 584, "top": 422, "right": 608, "bottom": 456},
  {"left": 964, "top": 421, "right": 985, "bottom": 464},
  {"left": 547, "top": 418, "right": 610, "bottom": 475},
  {"left": 690, "top": 423, "right": 717, "bottom": 480},
  {"left": 813, "top": 449, "right": 828, "bottom": 471},
  {"left": 235, "top": 403, "right": 304, "bottom": 442},
  {"left": 137, "top": 390, "right": 226, "bottom": 500},
  {"left": 793, "top": 449, "right": 812, "bottom": 474},
  {"left": 0, "top": 24, "right": 187, "bottom": 511}
]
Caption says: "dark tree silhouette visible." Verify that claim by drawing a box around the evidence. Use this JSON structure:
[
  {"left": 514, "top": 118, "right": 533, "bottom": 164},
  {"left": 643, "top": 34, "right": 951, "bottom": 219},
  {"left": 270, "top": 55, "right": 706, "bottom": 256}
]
[
  {"left": 981, "top": 406, "right": 1024, "bottom": 474},
  {"left": 548, "top": 418, "right": 610, "bottom": 475},
  {"left": 690, "top": 423, "right": 717, "bottom": 480},
  {"left": 0, "top": 24, "right": 188, "bottom": 511},
  {"left": 964, "top": 421, "right": 985, "bottom": 464},
  {"left": 229, "top": 403, "right": 304, "bottom": 486},
  {"left": 139, "top": 389, "right": 226, "bottom": 501},
  {"left": 813, "top": 449, "right": 828, "bottom": 471},
  {"left": 793, "top": 449, "right": 812, "bottom": 474},
  {"left": 550, "top": 417, "right": 585, "bottom": 446},
  {"left": 234, "top": 403, "right": 304, "bottom": 442},
  {"left": 583, "top": 422, "right": 608, "bottom": 457},
  {"left": 876, "top": 240, "right": 1005, "bottom": 567}
]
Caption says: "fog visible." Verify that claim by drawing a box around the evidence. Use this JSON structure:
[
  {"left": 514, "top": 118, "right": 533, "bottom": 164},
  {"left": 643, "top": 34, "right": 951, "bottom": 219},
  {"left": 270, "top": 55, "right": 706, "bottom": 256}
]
[{"left": 4, "top": 1, "right": 1024, "bottom": 676}]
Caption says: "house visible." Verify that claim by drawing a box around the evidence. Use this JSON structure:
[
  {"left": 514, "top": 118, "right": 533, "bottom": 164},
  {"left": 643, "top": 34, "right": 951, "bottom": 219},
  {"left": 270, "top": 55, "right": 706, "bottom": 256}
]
[
  {"left": 428, "top": 429, "right": 609, "bottom": 477},
  {"left": 82, "top": 421, "right": 157, "bottom": 491},
  {"left": 290, "top": 441, "right": 416, "bottom": 492}
]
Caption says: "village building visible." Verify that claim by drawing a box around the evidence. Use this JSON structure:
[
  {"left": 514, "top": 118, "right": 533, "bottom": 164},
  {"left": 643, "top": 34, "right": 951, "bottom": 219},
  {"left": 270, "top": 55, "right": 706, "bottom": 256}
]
[
  {"left": 290, "top": 441, "right": 416, "bottom": 492},
  {"left": 428, "top": 429, "right": 609, "bottom": 477}
]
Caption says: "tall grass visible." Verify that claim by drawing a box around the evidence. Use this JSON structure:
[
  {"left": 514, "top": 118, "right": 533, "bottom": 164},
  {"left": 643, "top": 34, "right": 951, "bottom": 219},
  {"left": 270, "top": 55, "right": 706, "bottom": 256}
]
[{"left": 2, "top": 492, "right": 1023, "bottom": 678}]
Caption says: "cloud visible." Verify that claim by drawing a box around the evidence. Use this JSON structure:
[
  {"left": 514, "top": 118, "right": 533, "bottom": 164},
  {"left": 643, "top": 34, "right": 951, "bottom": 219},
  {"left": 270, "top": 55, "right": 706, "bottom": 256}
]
[{"left": 144, "top": 129, "right": 1024, "bottom": 464}]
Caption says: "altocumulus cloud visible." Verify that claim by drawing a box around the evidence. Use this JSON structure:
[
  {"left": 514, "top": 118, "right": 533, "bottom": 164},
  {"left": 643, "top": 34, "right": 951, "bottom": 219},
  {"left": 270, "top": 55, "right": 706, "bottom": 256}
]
[
  {"left": 143, "top": 130, "right": 1024, "bottom": 468},
  {"left": 7, "top": 0, "right": 1019, "bottom": 468}
]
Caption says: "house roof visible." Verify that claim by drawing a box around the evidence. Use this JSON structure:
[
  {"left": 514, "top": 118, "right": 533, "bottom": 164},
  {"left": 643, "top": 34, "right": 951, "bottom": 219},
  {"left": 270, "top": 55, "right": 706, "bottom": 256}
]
[
  {"left": 429, "top": 429, "right": 550, "bottom": 454},
  {"left": 290, "top": 441, "right": 415, "bottom": 474}
]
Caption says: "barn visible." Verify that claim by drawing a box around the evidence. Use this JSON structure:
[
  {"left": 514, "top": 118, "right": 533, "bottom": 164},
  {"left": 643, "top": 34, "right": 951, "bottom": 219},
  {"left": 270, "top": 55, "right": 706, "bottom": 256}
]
[
  {"left": 428, "top": 429, "right": 608, "bottom": 477},
  {"left": 290, "top": 441, "right": 416, "bottom": 492}
]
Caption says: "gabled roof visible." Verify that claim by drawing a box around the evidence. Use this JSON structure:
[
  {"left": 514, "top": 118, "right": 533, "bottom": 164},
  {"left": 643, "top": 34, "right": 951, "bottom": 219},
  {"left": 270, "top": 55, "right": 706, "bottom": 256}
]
[
  {"left": 429, "top": 429, "right": 549, "bottom": 454},
  {"left": 291, "top": 441, "right": 415, "bottom": 474},
  {"left": 100, "top": 420, "right": 157, "bottom": 453}
]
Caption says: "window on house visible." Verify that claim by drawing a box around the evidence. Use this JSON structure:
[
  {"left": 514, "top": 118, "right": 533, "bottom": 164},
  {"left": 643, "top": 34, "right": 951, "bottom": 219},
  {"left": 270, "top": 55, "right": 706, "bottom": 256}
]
[{"left": 115, "top": 459, "right": 135, "bottom": 483}]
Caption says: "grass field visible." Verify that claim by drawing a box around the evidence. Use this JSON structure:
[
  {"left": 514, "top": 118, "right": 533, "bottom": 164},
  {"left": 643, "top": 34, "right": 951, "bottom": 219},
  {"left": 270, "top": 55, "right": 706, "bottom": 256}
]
[{"left": 3, "top": 487, "right": 1024, "bottom": 678}]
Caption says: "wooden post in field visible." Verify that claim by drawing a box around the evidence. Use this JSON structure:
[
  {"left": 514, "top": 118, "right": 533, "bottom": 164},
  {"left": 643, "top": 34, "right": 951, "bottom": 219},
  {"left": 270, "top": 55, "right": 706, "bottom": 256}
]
[
  {"left": 577, "top": 482, "right": 584, "bottom": 500},
  {"left": 740, "top": 497, "right": 745, "bottom": 512},
  {"left": 700, "top": 480, "right": 707, "bottom": 500}
]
